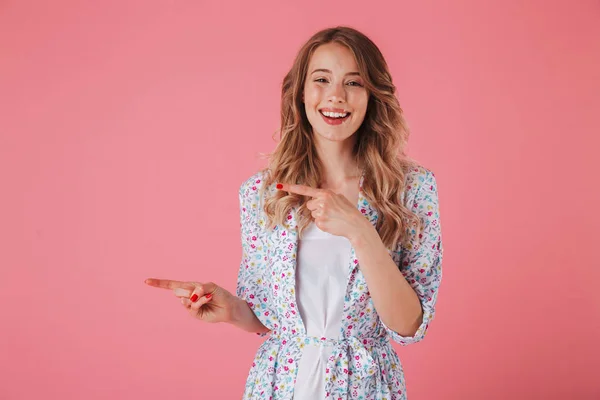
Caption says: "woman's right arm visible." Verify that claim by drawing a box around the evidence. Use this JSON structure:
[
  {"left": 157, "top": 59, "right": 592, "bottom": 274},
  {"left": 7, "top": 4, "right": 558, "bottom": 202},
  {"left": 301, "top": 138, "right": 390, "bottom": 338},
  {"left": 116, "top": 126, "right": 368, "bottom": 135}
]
[{"left": 229, "top": 296, "right": 271, "bottom": 335}]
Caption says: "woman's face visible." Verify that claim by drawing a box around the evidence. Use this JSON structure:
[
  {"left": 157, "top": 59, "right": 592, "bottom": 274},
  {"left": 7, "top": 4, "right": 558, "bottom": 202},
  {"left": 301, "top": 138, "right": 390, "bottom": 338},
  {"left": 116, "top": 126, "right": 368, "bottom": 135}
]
[{"left": 303, "top": 42, "right": 369, "bottom": 144}]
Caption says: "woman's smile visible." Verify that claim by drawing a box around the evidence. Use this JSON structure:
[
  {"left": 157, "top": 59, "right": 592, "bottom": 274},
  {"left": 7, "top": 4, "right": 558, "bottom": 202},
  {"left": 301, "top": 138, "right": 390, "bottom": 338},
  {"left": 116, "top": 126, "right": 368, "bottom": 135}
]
[{"left": 319, "top": 108, "right": 352, "bottom": 125}]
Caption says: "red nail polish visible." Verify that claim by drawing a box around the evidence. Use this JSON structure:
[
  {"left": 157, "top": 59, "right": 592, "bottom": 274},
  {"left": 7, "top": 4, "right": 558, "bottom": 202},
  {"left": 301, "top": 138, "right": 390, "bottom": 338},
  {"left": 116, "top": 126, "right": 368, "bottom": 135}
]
[
  {"left": 276, "top": 183, "right": 283, "bottom": 189},
  {"left": 206, "top": 293, "right": 212, "bottom": 299},
  {"left": 190, "top": 294, "right": 199, "bottom": 302}
]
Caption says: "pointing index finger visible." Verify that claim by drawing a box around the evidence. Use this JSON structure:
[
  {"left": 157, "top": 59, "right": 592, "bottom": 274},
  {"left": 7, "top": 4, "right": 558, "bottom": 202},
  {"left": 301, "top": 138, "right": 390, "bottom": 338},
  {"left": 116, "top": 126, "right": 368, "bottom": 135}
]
[
  {"left": 144, "top": 278, "right": 195, "bottom": 291},
  {"left": 277, "top": 183, "right": 322, "bottom": 198}
]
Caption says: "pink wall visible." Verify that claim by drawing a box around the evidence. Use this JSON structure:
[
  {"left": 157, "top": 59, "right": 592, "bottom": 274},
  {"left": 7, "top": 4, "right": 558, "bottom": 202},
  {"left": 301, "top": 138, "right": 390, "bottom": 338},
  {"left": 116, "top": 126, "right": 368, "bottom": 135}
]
[{"left": 1, "top": 1, "right": 599, "bottom": 399}]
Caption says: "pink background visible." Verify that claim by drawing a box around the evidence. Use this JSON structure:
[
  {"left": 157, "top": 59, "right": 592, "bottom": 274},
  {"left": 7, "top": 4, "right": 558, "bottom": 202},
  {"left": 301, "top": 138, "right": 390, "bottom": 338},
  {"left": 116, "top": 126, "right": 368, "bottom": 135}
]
[{"left": 1, "top": 1, "right": 599, "bottom": 399}]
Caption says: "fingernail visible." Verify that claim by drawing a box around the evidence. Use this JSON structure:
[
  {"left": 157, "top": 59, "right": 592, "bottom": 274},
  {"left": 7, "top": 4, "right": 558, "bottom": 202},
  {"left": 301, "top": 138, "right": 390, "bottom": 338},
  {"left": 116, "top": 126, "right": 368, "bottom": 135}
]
[
  {"left": 206, "top": 293, "right": 212, "bottom": 299},
  {"left": 276, "top": 183, "right": 283, "bottom": 190},
  {"left": 190, "top": 294, "right": 199, "bottom": 302}
]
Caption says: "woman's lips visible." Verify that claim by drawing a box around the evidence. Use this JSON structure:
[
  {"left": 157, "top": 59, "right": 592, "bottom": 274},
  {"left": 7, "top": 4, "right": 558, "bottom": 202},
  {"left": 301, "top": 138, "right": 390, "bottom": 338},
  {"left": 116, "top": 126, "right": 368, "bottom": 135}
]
[{"left": 319, "top": 110, "right": 351, "bottom": 126}]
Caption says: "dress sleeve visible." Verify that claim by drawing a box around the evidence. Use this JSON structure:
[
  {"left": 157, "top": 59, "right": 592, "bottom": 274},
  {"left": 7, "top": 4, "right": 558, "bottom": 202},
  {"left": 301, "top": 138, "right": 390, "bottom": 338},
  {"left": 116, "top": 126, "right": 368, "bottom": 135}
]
[
  {"left": 383, "top": 169, "right": 443, "bottom": 345},
  {"left": 236, "top": 181, "right": 273, "bottom": 337}
]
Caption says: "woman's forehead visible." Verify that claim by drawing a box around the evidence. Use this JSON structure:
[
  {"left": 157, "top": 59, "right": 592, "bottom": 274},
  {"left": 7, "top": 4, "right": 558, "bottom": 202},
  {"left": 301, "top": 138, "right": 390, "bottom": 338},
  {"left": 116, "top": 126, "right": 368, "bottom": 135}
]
[{"left": 308, "top": 43, "right": 359, "bottom": 74}]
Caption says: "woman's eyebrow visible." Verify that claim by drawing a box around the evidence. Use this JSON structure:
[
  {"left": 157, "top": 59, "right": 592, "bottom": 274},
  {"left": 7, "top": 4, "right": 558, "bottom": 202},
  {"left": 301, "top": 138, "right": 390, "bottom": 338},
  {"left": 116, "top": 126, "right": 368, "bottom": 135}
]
[{"left": 310, "top": 68, "right": 361, "bottom": 76}]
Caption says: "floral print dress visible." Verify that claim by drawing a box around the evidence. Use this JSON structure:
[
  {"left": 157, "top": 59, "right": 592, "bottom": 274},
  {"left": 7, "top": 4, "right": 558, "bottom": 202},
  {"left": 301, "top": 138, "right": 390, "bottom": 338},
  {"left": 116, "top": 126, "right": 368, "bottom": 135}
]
[{"left": 236, "top": 166, "right": 443, "bottom": 400}]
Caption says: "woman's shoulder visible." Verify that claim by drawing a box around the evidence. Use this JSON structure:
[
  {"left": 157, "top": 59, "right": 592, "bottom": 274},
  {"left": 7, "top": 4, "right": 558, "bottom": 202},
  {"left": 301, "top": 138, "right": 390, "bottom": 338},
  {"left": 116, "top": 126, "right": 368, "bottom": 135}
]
[
  {"left": 239, "top": 169, "right": 271, "bottom": 191},
  {"left": 238, "top": 168, "right": 275, "bottom": 203},
  {"left": 402, "top": 163, "right": 438, "bottom": 198}
]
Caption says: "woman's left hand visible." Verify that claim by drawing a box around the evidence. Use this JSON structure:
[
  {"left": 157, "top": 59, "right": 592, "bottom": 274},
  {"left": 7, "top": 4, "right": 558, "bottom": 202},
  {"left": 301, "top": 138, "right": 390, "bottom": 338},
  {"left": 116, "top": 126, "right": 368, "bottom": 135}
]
[{"left": 277, "top": 183, "right": 369, "bottom": 241}]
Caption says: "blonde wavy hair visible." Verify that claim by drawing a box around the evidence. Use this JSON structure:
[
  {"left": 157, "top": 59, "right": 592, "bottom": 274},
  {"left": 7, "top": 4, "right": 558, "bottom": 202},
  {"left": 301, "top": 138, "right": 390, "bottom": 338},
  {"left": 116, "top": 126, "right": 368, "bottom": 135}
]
[{"left": 259, "top": 26, "right": 422, "bottom": 250}]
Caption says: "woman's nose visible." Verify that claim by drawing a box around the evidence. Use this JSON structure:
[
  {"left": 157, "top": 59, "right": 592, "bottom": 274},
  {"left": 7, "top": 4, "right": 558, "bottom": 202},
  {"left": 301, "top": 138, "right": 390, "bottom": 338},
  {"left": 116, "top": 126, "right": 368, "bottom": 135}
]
[{"left": 327, "top": 83, "right": 346, "bottom": 102}]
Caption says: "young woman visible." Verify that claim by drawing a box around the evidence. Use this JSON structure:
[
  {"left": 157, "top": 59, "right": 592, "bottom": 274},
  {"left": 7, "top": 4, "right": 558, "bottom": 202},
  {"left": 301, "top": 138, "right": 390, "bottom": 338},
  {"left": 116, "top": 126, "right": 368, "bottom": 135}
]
[{"left": 146, "top": 26, "right": 443, "bottom": 400}]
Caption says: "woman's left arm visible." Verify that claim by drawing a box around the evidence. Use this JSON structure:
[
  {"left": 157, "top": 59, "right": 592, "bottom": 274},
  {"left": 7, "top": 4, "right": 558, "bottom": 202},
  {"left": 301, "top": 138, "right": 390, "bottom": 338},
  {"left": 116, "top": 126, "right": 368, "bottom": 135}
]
[
  {"left": 349, "top": 170, "right": 443, "bottom": 342},
  {"left": 350, "top": 226, "right": 424, "bottom": 337}
]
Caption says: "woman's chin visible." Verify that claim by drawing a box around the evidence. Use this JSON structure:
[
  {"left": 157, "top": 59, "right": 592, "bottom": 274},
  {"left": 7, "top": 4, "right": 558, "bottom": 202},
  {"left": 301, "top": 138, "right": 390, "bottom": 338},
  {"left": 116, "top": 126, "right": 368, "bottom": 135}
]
[{"left": 316, "top": 129, "right": 357, "bottom": 143}]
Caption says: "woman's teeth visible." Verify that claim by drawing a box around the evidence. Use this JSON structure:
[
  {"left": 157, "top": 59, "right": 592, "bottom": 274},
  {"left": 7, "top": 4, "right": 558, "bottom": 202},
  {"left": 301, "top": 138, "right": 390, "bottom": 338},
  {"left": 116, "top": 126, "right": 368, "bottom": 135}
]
[{"left": 320, "top": 111, "right": 349, "bottom": 118}]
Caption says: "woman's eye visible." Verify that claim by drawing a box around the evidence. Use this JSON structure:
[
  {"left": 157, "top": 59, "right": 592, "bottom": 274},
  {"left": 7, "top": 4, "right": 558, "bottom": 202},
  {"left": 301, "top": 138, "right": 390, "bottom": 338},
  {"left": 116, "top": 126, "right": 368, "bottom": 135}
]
[{"left": 313, "top": 78, "right": 362, "bottom": 86}]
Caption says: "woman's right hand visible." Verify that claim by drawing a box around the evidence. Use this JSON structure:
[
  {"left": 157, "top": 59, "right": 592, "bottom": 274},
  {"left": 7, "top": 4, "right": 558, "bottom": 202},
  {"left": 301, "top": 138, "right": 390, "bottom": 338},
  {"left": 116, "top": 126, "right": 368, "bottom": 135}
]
[{"left": 144, "top": 278, "right": 238, "bottom": 324}]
